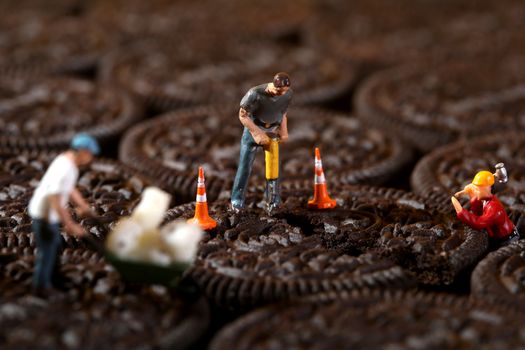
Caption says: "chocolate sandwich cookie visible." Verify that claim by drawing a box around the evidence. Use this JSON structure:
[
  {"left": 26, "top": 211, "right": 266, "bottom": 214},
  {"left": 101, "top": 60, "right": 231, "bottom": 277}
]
[
  {"left": 0, "top": 0, "right": 84, "bottom": 18},
  {"left": 197, "top": 0, "right": 314, "bottom": 42},
  {"left": 211, "top": 289, "right": 524, "bottom": 349},
  {"left": 0, "top": 248, "right": 209, "bottom": 349},
  {"left": 0, "top": 76, "right": 141, "bottom": 152},
  {"left": 119, "top": 105, "right": 413, "bottom": 203},
  {"left": 224, "top": 45, "right": 356, "bottom": 107},
  {"left": 471, "top": 240, "right": 525, "bottom": 309},
  {"left": 355, "top": 53, "right": 525, "bottom": 152},
  {"left": 99, "top": 37, "right": 262, "bottom": 111},
  {"left": 87, "top": 0, "right": 313, "bottom": 43},
  {"left": 166, "top": 184, "right": 486, "bottom": 310},
  {"left": 0, "top": 16, "right": 115, "bottom": 76},
  {"left": 306, "top": 0, "right": 525, "bottom": 70},
  {"left": 0, "top": 151, "right": 159, "bottom": 251},
  {"left": 100, "top": 37, "right": 355, "bottom": 112},
  {"left": 411, "top": 132, "right": 525, "bottom": 228}
]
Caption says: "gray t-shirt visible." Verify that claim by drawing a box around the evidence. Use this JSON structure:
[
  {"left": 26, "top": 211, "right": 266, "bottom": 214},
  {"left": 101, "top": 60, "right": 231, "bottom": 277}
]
[{"left": 240, "top": 84, "right": 293, "bottom": 130}]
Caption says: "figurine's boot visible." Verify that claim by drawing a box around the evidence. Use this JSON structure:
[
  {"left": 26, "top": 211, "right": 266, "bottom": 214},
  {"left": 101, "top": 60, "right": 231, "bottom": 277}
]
[
  {"left": 230, "top": 199, "right": 245, "bottom": 213},
  {"left": 264, "top": 179, "right": 281, "bottom": 214}
]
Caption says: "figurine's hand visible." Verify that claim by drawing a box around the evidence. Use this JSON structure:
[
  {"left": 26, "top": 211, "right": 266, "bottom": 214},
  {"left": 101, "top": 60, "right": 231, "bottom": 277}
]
[
  {"left": 253, "top": 131, "right": 271, "bottom": 145},
  {"left": 455, "top": 185, "right": 472, "bottom": 198},
  {"left": 451, "top": 196, "right": 463, "bottom": 214},
  {"left": 75, "top": 206, "right": 95, "bottom": 218},
  {"left": 454, "top": 190, "right": 465, "bottom": 197},
  {"left": 279, "top": 132, "right": 289, "bottom": 143},
  {"left": 457, "top": 184, "right": 475, "bottom": 198}
]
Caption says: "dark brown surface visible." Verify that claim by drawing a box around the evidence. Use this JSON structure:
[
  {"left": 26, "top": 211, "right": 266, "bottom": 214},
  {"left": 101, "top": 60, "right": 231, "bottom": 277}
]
[
  {"left": 0, "top": 16, "right": 116, "bottom": 76},
  {"left": 100, "top": 39, "right": 356, "bottom": 111},
  {"left": 355, "top": 53, "right": 525, "bottom": 152},
  {"left": 306, "top": 0, "right": 525, "bottom": 68},
  {"left": 2, "top": 0, "right": 525, "bottom": 348},
  {"left": 0, "top": 76, "right": 141, "bottom": 151},
  {"left": 86, "top": 0, "right": 314, "bottom": 43},
  {"left": 471, "top": 240, "right": 525, "bottom": 309},
  {"left": 165, "top": 184, "right": 486, "bottom": 310},
  {"left": 0, "top": 247, "right": 209, "bottom": 350},
  {"left": 211, "top": 289, "right": 525, "bottom": 350}
]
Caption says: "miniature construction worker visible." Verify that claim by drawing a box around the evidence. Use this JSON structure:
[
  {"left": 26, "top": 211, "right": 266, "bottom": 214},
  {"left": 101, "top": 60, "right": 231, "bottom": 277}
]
[
  {"left": 451, "top": 168, "right": 519, "bottom": 246},
  {"left": 231, "top": 72, "right": 293, "bottom": 212},
  {"left": 28, "top": 133, "right": 100, "bottom": 294}
]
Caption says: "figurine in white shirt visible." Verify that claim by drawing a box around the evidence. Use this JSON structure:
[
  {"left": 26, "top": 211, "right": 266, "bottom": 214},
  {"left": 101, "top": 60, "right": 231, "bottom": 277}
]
[{"left": 28, "top": 133, "right": 100, "bottom": 294}]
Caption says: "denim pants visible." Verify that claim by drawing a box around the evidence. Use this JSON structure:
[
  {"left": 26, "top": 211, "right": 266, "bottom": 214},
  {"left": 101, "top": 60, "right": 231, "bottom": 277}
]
[
  {"left": 32, "top": 219, "right": 62, "bottom": 289},
  {"left": 231, "top": 128, "right": 281, "bottom": 208}
]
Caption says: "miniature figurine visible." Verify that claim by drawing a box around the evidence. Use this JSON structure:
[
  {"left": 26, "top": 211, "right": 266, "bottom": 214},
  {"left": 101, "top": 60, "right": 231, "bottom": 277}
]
[
  {"left": 28, "top": 133, "right": 100, "bottom": 294},
  {"left": 308, "top": 147, "right": 336, "bottom": 209},
  {"left": 231, "top": 72, "right": 293, "bottom": 213},
  {"left": 451, "top": 163, "right": 519, "bottom": 246}
]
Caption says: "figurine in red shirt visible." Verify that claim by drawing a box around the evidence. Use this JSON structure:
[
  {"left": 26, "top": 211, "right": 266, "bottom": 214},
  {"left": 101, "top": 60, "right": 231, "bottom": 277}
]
[{"left": 451, "top": 168, "right": 519, "bottom": 245}]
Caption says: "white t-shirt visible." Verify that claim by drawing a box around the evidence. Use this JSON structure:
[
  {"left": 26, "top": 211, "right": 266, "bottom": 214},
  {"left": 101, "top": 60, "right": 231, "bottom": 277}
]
[{"left": 28, "top": 154, "right": 79, "bottom": 223}]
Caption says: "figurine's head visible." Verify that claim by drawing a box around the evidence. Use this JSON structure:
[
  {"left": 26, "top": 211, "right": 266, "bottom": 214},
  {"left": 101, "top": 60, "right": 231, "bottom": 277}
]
[
  {"left": 269, "top": 72, "right": 291, "bottom": 95},
  {"left": 70, "top": 133, "right": 100, "bottom": 166},
  {"left": 470, "top": 170, "right": 494, "bottom": 199},
  {"left": 472, "top": 171, "right": 495, "bottom": 187}
]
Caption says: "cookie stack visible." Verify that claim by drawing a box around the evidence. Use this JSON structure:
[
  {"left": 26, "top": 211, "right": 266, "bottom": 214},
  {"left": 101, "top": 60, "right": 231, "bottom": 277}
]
[{"left": 1, "top": 0, "right": 525, "bottom": 348}]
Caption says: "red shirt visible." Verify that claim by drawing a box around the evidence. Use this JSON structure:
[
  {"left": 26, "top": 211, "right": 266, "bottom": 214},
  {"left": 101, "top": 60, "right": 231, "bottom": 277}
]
[
  {"left": 457, "top": 196, "right": 515, "bottom": 239},
  {"left": 469, "top": 197, "right": 483, "bottom": 216}
]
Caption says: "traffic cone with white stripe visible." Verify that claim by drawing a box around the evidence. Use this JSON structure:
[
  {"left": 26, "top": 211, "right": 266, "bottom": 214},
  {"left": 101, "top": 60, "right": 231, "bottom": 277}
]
[
  {"left": 187, "top": 167, "right": 217, "bottom": 230},
  {"left": 308, "top": 148, "right": 337, "bottom": 209}
]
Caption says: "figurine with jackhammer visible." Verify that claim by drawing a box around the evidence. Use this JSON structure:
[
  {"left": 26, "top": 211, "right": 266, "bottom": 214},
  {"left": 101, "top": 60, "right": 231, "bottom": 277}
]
[{"left": 231, "top": 72, "right": 293, "bottom": 213}]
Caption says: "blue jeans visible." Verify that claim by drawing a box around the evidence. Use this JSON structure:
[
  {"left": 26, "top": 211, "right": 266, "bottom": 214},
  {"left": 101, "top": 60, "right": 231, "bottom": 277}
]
[
  {"left": 231, "top": 128, "right": 281, "bottom": 208},
  {"left": 32, "top": 219, "right": 62, "bottom": 289}
]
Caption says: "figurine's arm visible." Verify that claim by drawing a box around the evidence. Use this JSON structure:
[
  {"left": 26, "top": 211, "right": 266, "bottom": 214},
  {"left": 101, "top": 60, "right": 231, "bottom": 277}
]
[
  {"left": 278, "top": 113, "right": 288, "bottom": 142},
  {"left": 451, "top": 196, "right": 463, "bottom": 213},
  {"left": 456, "top": 202, "right": 501, "bottom": 230},
  {"left": 239, "top": 108, "right": 270, "bottom": 145},
  {"left": 454, "top": 184, "right": 475, "bottom": 198},
  {"left": 49, "top": 194, "right": 85, "bottom": 236},
  {"left": 70, "top": 188, "right": 94, "bottom": 218}
]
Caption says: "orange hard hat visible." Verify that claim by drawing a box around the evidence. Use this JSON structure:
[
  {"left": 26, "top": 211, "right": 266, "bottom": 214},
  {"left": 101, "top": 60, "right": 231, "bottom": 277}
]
[{"left": 472, "top": 171, "right": 495, "bottom": 187}]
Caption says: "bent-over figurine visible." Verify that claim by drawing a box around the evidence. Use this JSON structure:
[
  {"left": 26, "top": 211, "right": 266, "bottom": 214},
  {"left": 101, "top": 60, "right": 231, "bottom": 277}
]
[
  {"left": 231, "top": 72, "right": 293, "bottom": 213},
  {"left": 28, "top": 133, "right": 100, "bottom": 294},
  {"left": 451, "top": 164, "right": 519, "bottom": 246}
]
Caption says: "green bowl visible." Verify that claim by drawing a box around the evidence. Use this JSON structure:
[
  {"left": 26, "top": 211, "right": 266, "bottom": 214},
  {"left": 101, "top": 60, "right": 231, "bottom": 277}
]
[{"left": 104, "top": 252, "right": 191, "bottom": 288}]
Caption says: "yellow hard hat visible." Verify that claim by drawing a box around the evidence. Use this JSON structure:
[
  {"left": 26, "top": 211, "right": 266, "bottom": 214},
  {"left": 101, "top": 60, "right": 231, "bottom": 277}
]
[{"left": 472, "top": 171, "right": 495, "bottom": 186}]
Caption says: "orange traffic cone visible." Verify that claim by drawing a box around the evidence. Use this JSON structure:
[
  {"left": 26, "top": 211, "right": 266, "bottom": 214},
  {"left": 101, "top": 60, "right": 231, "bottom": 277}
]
[
  {"left": 187, "top": 167, "right": 217, "bottom": 230},
  {"left": 308, "top": 148, "right": 337, "bottom": 209}
]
